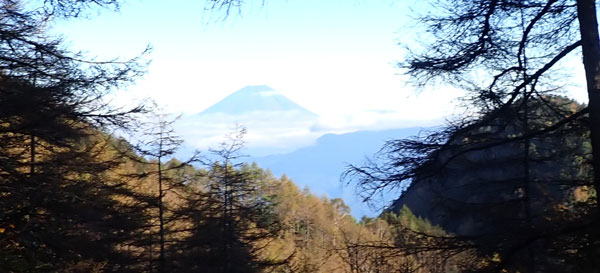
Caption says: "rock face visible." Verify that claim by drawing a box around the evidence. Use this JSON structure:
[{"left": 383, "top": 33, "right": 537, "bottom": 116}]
[{"left": 389, "top": 97, "right": 590, "bottom": 236}]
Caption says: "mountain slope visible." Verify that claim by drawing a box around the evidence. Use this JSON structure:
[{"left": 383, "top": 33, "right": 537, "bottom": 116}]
[
  {"left": 251, "top": 127, "right": 425, "bottom": 217},
  {"left": 177, "top": 85, "right": 320, "bottom": 155},
  {"left": 199, "top": 85, "right": 318, "bottom": 117}
]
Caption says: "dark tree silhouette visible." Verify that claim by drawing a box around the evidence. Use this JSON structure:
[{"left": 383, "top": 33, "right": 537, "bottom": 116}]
[
  {"left": 126, "top": 112, "right": 202, "bottom": 273},
  {"left": 347, "top": 96, "right": 595, "bottom": 272},
  {"left": 402, "top": 0, "right": 600, "bottom": 204},
  {"left": 173, "top": 128, "right": 283, "bottom": 273},
  {"left": 0, "top": 1, "right": 151, "bottom": 271},
  {"left": 134, "top": 114, "right": 183, "bottom": 273},
  {"left": 344, "top": 1, "right": 600, "bottom": 272}
]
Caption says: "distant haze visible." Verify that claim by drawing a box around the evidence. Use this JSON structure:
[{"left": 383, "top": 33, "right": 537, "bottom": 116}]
[
  {"left": 252, "top": 127, "right": 426, "bottom": 218},
  {"left": 174, "top": 85, "right": 433, "bottom": 217}
]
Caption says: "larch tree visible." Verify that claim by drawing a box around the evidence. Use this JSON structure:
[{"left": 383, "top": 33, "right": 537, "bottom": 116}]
[
  {"left": 0, "top": 0, "right": 151, "bottom": 271},
  {"left": 128, "top": 112, "right": 201, "bottom": 273},
  {"left": 132, "top": 114, "right": 182, "bottom": 273},
  {"left": 344, "top": 1, "right": 600, "bottom": 272},
  {"left": 174, "top": 127, "right": 283, "bottom": 273},
  {"left": 401, "top": 0, "right": 600, "bottom": 203}
]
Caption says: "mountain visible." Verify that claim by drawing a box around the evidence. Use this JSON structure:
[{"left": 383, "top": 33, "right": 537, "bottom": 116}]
[
  {"left": 199, "top": 85, "right": 318, "bottom": 118},
  {"left": 389, "top": 97, "right": 589, "bottom": 236},
  {"left": 176, "top": 85, "right": 320, "bottom": 156},
  {"left": 176, "top": 85, "right": 427, "bottom": 217},
  {"left": 251, "top": 127, "right": 425, "bottom": 218}
]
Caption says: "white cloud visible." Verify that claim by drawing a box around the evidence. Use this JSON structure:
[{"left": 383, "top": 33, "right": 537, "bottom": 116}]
[
  {"left": 174, "top": 89, "right": 461, "bottom": 156},
  {"left": 176, "top": 110, "right": 321, "bottom": 155}
]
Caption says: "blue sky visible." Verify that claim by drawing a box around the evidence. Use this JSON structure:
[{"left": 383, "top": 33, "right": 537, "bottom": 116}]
[
  {"left": 51, "top": 0, "right": 461, "bottom": 118},
  {"left": 49, "top": 0, "right": 587, "bottom": 152},
  {"left": 46, "top": 0, "right": 469, "bottom": 153},
  {"left": 49, "top": 0, "right": 469, "bottom": 154}
]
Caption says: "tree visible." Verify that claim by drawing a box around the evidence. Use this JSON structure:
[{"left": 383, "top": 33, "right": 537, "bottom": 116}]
[
  {"left": 173, "top": 127, "right": 283, "bottom": 273},
  {"left": 130, "top": 114, "right": 182, "bottom": 273},
  {"left": 401, "top": 1, "right": 600, "bottom": 271},
  {"left": 341, "top": 1, "right": 600, "bottom": 271},
  {"left": 127, "top": 112, "right": 201, "bottom": 273},
  {"left": 0, "top": 1, "right": 150, "bottom": 271},
  {"left": 347, "top": 96, "right": 597, "bottom": 272},
  {"left": 402, "top": 0, "right": 600, "bottom": 204},
  {"left": 0, "top": 80, "right": 154, "bottom": 272}
]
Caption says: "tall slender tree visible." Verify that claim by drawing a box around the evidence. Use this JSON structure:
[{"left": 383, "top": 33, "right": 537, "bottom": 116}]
[
  {"left": 127, "top": 112, "right": 201, "bottom": 273},
  {"left": 174, "top": 127, "right": 282, "bottom": 273},
  {"left": 0, "top": 1, "right": 150, "bottom": 271}
]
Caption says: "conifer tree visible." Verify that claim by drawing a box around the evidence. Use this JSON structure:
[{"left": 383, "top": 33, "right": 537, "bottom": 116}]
[
  {"left": 174, "top": 127, "right": 282, "bottom": 273},
  {"left": 0, "top": 1, "right": 150, "bottom": 271},
  {"left": 127, "top": 112, "right": 201, "bottom": 273}
]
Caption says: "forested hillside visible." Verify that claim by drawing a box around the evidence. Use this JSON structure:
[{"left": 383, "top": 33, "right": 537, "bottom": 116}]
[
  {"left": 0, "top": 113, "right": 429, "bottom": 272},
  {"left": 0, "top": 2, "right": 428, "bottom": 272},
  {"left": 348, "top": 96, "right": 599, "bottom": 272},
  {"left": 5, "top": 0, "right": 600, "bottom": 272},
  {"left": 253, "top": 127, "right": 424, "bottom": 217}
]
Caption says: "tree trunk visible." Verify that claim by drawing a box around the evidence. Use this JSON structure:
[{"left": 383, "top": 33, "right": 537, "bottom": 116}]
[
  {"left": 577, "top": 0, "right": 600, "bottom": 210},
  {"left": 29, "top": 134, "right": 35, "bottom": 175},
  {"left": 158, "top": 155, "right": 165, "bottom": 273}
]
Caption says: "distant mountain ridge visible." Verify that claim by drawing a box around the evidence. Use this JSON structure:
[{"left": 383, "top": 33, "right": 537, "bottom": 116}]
[
  {"left": 178, "top": 85, "right": 427, "bottom": 217},
  {"left": 251, "top": 127, "right": 426, "bottom": 217},
  {"left": 199, "top": 85, "right": 318, "bottom": 117}
]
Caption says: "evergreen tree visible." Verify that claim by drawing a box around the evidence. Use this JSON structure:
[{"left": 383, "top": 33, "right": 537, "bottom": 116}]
[
  {"left": 127, "top": 112, "right": 201, "bottom": 273},
  {"left": 0, "top": 1, "right": 149, "bottom": 271},
  {"left": 347, "top": 96, "right": 595, "bottom": 272},
  {"left": 174, "top": 128, "right": 282, "bottom": 273}
]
